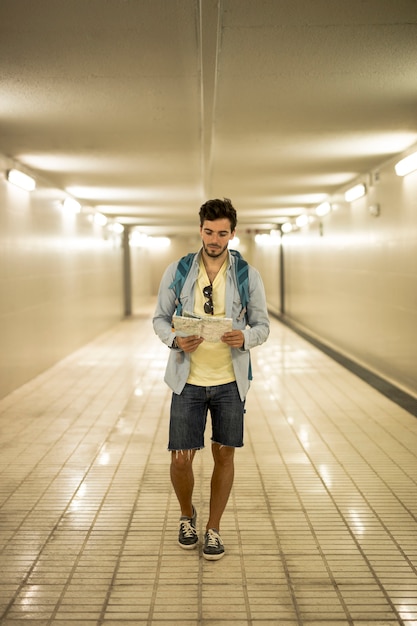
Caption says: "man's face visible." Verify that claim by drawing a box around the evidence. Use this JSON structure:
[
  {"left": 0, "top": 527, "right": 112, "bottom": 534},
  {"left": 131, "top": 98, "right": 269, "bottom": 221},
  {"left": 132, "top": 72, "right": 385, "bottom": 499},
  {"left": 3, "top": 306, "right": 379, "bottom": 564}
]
[{"left": 200, "top": 219, "right": 235, "bottom": 258}]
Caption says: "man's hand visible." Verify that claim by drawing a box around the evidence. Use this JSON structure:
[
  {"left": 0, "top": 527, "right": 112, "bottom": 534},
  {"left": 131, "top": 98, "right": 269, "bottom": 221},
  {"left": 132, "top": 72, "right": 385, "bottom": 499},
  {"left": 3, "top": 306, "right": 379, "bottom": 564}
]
[
  {"left": 221, "top": 330, "right": 245, "bottom": 348},
  {"left": 176, "top": 335, "right": 204, "bottom": 353}
]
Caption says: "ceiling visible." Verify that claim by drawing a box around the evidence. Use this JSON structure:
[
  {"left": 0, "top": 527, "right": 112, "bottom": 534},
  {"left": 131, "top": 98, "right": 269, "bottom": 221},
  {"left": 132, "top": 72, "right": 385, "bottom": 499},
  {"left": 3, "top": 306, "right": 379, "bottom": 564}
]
[{"left": 1, "top": 0, "right": 417, "bottom": 235}]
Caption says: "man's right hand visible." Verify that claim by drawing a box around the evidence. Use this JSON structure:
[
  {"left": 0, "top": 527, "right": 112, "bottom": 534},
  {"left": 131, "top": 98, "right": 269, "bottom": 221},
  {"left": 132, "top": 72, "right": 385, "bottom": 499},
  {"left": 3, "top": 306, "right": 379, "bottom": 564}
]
[{"left": 176, "top": 335, "right": 204, "bottom": 353}]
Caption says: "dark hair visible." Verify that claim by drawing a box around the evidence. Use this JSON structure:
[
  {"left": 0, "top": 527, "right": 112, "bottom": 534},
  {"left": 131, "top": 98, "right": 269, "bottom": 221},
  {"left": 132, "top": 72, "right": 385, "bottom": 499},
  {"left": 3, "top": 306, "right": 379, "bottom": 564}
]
[{"left": 199, "top": 198, "right": 237, "bottom": 232}]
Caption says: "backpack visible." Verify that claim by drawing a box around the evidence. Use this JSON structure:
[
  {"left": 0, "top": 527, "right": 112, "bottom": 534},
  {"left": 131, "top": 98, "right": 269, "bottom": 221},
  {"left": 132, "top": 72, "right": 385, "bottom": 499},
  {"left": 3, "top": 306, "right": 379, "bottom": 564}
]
[
  {"left": 169, "top": 249, "right": 250, "bottom": 318},
  {"left": 169, "top": 249, "right": 252, "bottom": 380}
]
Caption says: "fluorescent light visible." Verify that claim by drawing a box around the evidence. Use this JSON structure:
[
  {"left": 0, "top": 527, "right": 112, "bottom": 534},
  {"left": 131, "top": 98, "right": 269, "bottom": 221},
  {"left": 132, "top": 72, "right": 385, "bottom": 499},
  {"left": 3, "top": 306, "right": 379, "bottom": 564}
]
[
  {"left": 295, "top": 214, "right": 309, "bottom": 228},
  {"left": 7, "top": 169, "right": 36, "bottom": 191},
  {"left": 108, "top": 222, "right": 124, "bottom": 234},
  {"left": 395, "top": 151, "right": 417, "bottom": 176},
  {"left": 315, "top": 202, "right": 331, "bottom": 217},
  {"left": 130, "top": 231, "right": 148, "bottom": 247},
  {"left": 130, "top": 231, "right": 170, "bottom": 248},
  {"left": 228, "top": 236, "right": 240, "bottom": 249},
  {"left": 281, "top": 222, "right": 293, "bottom": 233},
  {"left": 255, "top": 234, "right": 273, "bottom": 246},
  {"left": 94, "top": 212, "right": 108, "bottom": 226},
  {"left": 344, "top": 183, "right": 366, "bottom": 203},
  {"left": 63, "top": 197, "right": 81, "bottom": 213},
  {"left": 148, "top": 236, "right": 170, "bottom": 249}
]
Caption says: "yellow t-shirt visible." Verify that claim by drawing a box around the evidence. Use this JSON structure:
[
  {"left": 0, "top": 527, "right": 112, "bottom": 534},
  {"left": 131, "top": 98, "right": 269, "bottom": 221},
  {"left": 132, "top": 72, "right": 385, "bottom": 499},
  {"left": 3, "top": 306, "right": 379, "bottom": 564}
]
[{"left": 187, "top": 258, "right": 235, "bottom": 387}]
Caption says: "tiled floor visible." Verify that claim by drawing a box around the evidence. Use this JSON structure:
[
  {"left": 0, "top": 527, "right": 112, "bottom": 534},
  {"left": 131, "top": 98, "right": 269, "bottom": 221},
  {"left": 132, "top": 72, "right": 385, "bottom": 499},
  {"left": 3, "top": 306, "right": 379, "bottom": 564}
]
[{"left": 1, "top": 305, "right": 417, "bottom": 625}]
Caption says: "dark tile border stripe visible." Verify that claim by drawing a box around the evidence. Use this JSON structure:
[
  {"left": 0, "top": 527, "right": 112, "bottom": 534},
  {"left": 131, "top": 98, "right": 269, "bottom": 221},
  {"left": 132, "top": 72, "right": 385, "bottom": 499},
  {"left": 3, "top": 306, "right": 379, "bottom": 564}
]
[{"left": 273, "top": 313, "right": 417, "bottom": 419}]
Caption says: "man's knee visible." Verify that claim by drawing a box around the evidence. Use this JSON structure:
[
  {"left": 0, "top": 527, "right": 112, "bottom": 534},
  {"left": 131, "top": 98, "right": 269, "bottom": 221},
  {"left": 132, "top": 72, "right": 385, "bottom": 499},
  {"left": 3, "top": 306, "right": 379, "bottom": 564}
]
[
  {"left": 171, "top": 449, "right": 195, "bottom": 470},
  {"left": 212, "top": 443, "right": 235, "bottom": 466}
]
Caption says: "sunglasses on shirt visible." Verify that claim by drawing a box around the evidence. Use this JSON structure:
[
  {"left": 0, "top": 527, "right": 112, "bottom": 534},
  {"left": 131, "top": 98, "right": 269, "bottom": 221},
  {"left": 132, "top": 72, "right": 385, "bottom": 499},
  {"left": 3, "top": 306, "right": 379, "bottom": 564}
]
[{"left": 203, "top": 284, "right": 214, "bottom": 315}]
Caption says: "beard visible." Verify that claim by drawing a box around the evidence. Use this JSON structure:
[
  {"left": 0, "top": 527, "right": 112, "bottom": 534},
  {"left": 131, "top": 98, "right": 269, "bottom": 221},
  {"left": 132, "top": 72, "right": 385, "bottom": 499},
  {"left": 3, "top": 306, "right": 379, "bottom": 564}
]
[{"left": 202, "top": 241, "right": 229, "bottom": 258}]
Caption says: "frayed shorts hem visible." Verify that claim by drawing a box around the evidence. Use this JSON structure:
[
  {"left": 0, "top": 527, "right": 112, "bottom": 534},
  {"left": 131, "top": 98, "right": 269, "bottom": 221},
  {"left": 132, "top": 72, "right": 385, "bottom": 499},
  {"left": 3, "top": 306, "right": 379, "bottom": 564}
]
[
  {"left": 167, "top": 446, "right": 204, "bottom": 453},
  {"left": 167, "top": 440, "right": 244, "bottom": 453}
]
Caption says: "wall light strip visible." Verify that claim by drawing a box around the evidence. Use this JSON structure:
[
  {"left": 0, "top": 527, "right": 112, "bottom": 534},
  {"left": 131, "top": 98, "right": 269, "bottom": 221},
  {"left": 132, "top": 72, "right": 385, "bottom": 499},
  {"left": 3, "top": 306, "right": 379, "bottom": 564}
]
[
  {"left": 395, "top": 151, "right": 417, "bottom": 177},
  {"left": 7, "top": 169, "right": 36, "bottom": 191},
  {"left": 344, "top": 183, "right": 366, "bottom": 203}
]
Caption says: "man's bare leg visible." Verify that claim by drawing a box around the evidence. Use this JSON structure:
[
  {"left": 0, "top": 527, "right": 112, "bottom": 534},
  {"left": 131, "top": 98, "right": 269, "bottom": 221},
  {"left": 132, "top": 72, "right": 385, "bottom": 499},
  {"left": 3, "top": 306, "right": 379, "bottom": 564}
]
[
  {"left": 206, "top": 443, "right": 235, "bottom": 531},
  {"left": 170, "top": 450, "right": 196, "bottom": 518}
]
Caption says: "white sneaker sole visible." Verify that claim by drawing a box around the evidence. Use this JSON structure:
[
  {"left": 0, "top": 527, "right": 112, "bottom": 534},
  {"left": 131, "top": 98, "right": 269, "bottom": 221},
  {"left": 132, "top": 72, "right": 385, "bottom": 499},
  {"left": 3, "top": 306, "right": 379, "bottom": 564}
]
[{"left": 203, "top": 550, "right": 225, "bottom": 560}]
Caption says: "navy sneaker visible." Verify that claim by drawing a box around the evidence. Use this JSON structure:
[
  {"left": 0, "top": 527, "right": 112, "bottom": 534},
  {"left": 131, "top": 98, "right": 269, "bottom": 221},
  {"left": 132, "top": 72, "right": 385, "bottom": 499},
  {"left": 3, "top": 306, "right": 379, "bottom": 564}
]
[
  {"left": 178, "top": 506, "right": 198, "bottom": 549},
  {"left": 203, "top": 528, "right": 225, "bottom": 560}
]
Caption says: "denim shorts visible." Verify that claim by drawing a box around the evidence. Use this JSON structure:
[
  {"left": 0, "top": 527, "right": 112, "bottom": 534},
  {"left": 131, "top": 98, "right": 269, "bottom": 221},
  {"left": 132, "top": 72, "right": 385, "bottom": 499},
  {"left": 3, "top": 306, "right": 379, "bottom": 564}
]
[{"left": 168, "top": 382, "right": 246, "bottom": 451}]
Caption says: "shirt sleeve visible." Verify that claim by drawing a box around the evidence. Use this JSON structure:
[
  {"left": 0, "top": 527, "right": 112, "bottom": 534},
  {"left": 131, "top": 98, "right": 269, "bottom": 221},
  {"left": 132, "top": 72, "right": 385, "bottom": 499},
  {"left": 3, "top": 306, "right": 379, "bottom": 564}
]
[
  {"left": 152, "top": 262, "right": 178, "bottom": 346},
  {"left": 241, "top": 266, "right": 270, "bottom": 350}
]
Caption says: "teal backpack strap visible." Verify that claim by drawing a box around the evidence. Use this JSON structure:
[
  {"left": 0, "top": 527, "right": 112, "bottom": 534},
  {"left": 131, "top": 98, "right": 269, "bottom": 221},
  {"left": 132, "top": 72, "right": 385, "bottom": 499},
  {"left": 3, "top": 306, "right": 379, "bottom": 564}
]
[
  {"left": 230, "top": 250, "right": 252, "bottom": 380},
  {"left": 168, "top": 252, "right": 195, "bottom": 315},
  {"left": 230, "top": 249, "right": 249, "bottom": 319}
]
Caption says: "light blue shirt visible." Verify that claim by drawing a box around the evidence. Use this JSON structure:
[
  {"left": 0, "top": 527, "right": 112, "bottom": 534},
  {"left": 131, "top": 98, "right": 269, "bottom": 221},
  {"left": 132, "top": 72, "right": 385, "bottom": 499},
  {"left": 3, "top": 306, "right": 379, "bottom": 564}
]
[{"left": 153, "top": 248, "right": 270, "bottom": 400}]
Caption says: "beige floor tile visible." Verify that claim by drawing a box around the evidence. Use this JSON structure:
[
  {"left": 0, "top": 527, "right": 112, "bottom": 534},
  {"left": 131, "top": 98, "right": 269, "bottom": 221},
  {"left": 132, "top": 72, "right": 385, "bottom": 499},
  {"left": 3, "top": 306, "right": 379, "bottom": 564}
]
[{"left": 1, "top": 310, "right": 416, "bottom": 624}]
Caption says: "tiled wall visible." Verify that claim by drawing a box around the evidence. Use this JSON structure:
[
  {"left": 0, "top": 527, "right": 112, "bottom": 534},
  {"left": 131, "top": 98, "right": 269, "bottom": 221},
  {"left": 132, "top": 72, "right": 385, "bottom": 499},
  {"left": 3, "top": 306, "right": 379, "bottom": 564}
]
[
  {"left": 0, "top": 157, "right": 124, "bottom": 399},
  {"left": 2, "top": 144, "right": 416, "bottom": 401},
  {"left": 271, "top": 147, "right": 417, "bottom": 397}
]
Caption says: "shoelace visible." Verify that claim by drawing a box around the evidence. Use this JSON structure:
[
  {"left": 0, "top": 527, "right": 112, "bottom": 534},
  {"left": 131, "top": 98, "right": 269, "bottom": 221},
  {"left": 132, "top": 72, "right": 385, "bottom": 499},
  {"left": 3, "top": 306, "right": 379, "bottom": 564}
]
[
  {"left": 205, "top": 529, "right": 222, "bottom": 547},
  {"left": 180, "top": 519, "right": 197, "bottom": 538}
]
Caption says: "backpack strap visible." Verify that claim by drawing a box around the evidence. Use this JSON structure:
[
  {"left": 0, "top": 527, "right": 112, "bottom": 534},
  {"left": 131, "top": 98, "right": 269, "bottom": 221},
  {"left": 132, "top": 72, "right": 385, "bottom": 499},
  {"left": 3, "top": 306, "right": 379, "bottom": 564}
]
[
  {"left": 168, "top": 252, "right": 195, "bottom": 316},
  {"left": 230, "top": 249, "right": 249, "bottom": 321},
  {"left": 230, "top": 250, "right": 252, "bottom": 381}
]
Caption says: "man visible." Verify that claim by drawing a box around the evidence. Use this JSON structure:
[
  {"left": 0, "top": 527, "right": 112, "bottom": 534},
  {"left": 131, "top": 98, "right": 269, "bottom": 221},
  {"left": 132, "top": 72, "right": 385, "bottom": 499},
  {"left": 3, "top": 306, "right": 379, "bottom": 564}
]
[{"left": 153, "top": 198, "right": 269, "bottom": 560}]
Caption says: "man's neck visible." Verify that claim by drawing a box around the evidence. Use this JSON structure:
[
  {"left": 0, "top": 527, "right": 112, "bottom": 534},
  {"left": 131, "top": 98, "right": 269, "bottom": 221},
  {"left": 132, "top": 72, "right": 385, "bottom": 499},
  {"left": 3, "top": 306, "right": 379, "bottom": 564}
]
[{"left": 202, "top": 248, "right": 228, "bottom": 283}]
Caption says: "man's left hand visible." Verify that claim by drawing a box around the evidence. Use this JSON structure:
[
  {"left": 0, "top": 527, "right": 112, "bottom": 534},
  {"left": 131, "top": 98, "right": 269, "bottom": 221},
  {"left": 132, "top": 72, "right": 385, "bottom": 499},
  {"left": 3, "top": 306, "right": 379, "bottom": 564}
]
[{"left": 221, "top": 330, "right": 245, "bottom": 348}]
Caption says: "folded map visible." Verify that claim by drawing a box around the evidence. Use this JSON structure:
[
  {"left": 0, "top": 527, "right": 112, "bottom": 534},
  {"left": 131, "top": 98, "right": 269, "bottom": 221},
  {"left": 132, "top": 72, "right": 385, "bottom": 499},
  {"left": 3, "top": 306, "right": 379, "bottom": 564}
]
[{"left": 173, "top": 312, "right": 233, "bottom": 342}]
